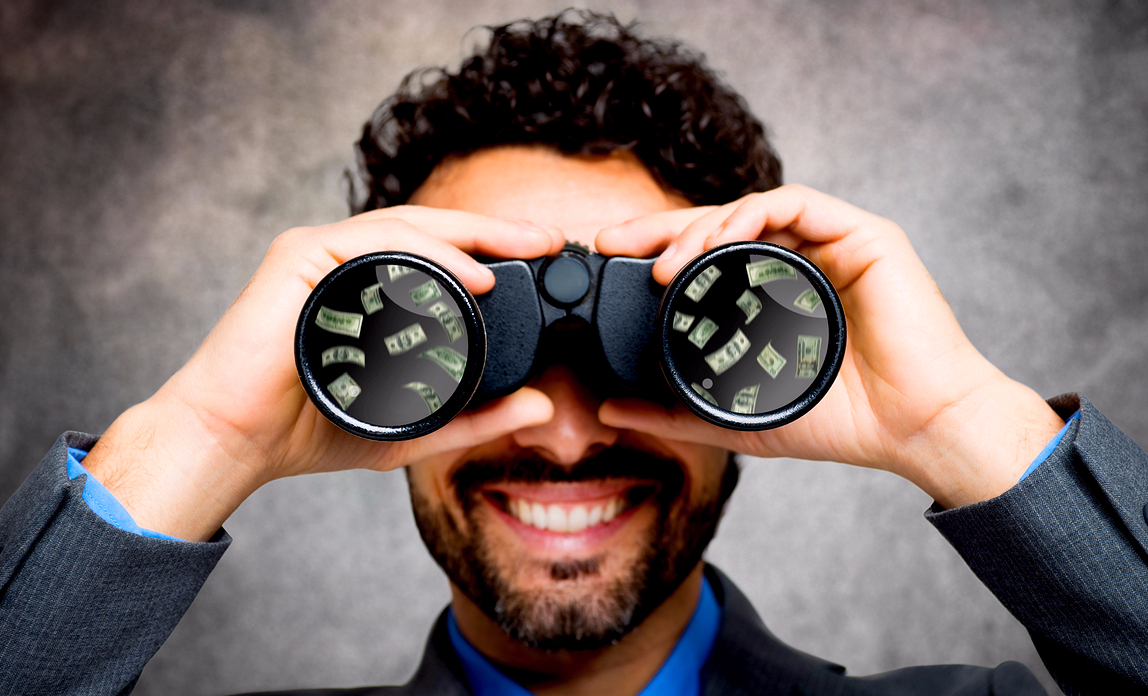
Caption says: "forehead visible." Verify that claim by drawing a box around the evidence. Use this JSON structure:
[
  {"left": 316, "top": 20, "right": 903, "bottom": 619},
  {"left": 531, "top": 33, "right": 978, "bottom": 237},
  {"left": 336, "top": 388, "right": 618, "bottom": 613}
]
[{"left": 408, "top": 145, "right": 691, "bottom": 250}]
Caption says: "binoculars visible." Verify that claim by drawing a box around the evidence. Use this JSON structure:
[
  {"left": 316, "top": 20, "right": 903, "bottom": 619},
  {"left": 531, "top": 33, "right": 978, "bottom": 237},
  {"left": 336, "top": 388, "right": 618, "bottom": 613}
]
[{"left": 295, "top": 241, "right": 845, "bottom": 440}]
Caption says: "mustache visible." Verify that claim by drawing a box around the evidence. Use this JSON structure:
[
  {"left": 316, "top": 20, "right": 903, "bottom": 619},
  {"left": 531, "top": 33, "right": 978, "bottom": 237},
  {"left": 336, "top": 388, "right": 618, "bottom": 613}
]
[{"left": 451, "top": 446, "right": 686, "bottom": 502}]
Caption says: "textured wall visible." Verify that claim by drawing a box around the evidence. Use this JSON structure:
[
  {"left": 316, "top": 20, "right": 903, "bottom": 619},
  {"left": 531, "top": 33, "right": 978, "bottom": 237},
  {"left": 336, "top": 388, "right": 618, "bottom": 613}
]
[{"left": 2, "top": 1, "right": 1146, "bottom": 694}]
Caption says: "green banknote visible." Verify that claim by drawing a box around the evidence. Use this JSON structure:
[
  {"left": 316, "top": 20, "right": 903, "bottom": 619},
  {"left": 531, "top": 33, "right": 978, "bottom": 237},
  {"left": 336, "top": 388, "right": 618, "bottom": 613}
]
[
  {"left": 321, "top": 345, "right": 366, "bottom": 368},
  {"left": 316, "top": 306, "right": 363, "bottom": 339},
  {"left": 361, "top": 283, "right": 384, "bottom": 315},
  {"left": 403, "top": 381, "right": 443, "bottom": 415},
  {"left": 793, "top": 289, "right": 821, "bottom": 313},
  {"left": 795, "top": 335, "right": 821, "bottom": 378},
  {"left": 684, "top": 265, "right": 722, "bottom": 302},
  {"left": 384, "top": 322, "right": 428, "bottom": 356},
  {"left": 730, "top": 383, "right": 760, "bottom": 414},
  {"left": 327, "top": 372, "right": 361, "bottom": 410},
  {"left": 746, "top": 259, "right": 796, "bottom": 286},
  {"left": 704, "top": 329, "right": 751, "bottom": 375},
  {"left": 756, "top": 341, "right": 786, "bottom": 378},
  {"left": 418, "top": 346, "right": 467, "bottom": 382},
  {"left": 688, "top": 317, "right": 719, "bottom": 349}
]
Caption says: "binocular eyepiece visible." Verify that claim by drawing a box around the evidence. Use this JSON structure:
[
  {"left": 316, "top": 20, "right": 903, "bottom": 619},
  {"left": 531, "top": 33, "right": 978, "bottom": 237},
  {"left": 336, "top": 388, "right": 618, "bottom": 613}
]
[{"left": 295, "top": 242, "right": 846, "bottom": 440}]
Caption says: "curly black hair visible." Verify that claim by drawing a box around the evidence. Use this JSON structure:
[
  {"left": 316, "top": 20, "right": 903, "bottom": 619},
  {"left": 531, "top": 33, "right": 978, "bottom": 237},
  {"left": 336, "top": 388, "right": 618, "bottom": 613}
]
[{"left": 350, "top": 10, "right": 782, "bottom": 214}]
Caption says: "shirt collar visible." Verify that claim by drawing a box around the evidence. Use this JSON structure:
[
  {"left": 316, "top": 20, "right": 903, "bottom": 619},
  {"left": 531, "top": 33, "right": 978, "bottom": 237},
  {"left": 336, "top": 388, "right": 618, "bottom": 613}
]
[{"left": 447, "top": 576, "right": 722, "bottom": 696}]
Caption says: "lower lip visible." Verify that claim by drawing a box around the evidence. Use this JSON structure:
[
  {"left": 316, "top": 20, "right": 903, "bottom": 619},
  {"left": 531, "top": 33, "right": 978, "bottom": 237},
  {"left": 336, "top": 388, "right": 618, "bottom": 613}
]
[{"left": 485, "top": 494, "right": 649, "bottom": 553}]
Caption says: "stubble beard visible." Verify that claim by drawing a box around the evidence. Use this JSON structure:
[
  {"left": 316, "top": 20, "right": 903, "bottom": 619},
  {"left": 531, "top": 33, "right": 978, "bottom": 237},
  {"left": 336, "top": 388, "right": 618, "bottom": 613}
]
[{"left": 408, "top": 448, "right": 737, "bottom": 652}]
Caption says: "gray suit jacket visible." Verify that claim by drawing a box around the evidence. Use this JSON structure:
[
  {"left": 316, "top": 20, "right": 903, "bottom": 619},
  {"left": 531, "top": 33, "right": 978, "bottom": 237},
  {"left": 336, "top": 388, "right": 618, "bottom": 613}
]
[
  {"left": 1, "top": 394, "right": 1145, "bottom": 695},
  {"left": 239, "top": 565, "right": 1049, "bottom": 696}
]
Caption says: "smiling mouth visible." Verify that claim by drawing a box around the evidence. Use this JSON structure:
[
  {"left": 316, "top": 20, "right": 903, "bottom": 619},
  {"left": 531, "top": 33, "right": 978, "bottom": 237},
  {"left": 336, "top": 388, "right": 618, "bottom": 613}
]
[{"left": 482, "top": 483, "right": 658, "bottom": 534}]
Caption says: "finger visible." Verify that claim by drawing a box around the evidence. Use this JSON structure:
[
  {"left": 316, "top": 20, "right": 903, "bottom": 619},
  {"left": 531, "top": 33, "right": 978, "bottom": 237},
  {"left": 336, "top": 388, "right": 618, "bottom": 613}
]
[
  {"left": 594, "top": 207, "right": 716, "bottom": 258},
  {"left": 600, "top": 397, "right": 797, "bottom": 462},
  {"left": 659, "top": 185, "right": 913, "bottom": 295},
  {"left": 704, "top": 184, "right": 872, "bottom": 247},
  {"left": 270, "top": 219, "right": 503, "bottom": 295},
  {"left": 351, "top": 206, "right": 565, "bottom": 259},
  {"left": 707, "top": 185, "right": 920, "bottom": 291},
  {"left": 647, "top": 202, "right": 749, "bottom": 284},
  {"left": 382, "top": 387, "right": 555, "bottom": 467},
  {"left": 598, "top": 398, "right": 731, "bottom": 449}
]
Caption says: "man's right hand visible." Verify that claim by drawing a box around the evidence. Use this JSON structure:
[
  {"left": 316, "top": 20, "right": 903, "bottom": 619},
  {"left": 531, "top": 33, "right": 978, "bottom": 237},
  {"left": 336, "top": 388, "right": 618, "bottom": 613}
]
[{"left": 83, "top": 208, "right": 564, "bottom": 542}]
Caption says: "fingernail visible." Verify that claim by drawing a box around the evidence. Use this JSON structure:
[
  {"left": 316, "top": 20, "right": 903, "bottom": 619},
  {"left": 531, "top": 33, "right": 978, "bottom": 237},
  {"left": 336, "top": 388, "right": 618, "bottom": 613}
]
[{"left": 657, "top": 243, "right": 677, "bottom": 263}]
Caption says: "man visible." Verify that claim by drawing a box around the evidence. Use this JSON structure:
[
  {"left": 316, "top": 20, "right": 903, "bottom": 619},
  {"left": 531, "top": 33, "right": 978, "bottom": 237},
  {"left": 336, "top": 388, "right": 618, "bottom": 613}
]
[{"left": 1, "top": 11, "right": 1146, "bottom": 696}]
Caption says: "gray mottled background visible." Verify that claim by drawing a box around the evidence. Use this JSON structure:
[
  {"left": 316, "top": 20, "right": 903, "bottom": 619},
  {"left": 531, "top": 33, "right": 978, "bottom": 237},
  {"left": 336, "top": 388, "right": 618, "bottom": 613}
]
[{"left": 2, "top": 1, "right": 1146, "bottom": 694}]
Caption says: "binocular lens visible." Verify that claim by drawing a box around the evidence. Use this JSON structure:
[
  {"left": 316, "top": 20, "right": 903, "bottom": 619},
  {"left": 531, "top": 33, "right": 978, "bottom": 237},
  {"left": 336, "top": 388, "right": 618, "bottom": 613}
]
[
  {"left": 657, "top": 242, "right": 845, "bottom": 430},
  {"left": 294, "top": 252, "right": 486, "bottom": 440}
]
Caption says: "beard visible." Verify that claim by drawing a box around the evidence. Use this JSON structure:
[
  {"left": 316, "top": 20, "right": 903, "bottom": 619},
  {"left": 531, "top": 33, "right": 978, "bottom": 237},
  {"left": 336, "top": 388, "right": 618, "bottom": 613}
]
[{"left": 408, "top": 446, "right": 738, "bottom": 652}]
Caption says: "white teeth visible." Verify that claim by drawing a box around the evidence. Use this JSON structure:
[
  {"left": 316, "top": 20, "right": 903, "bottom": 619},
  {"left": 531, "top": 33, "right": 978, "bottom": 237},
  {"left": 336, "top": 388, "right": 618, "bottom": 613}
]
[
  {"left": 507, "top": 496, "right": 627, "bottom": 533},
  {"left": 568, "top": 506, "right": 588, "bottom": 533},
  {"left": 546, "top": 505, "right": 568, "bottom": 532}
]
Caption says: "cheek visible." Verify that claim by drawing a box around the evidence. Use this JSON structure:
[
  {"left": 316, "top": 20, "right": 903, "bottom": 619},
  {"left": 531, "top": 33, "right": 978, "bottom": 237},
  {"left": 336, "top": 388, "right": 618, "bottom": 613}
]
[
  {"left": 406, "top": 456, "right": 469, "bottom": 528},
  {"left": 671, "top": 445, "right": 732, "bottom": 506}
]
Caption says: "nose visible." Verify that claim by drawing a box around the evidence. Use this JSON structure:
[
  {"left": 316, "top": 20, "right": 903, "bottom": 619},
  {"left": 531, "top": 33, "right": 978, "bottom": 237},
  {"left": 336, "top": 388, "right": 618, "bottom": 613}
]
[{"left": 510, "top": 364, "right": 620, "bottom": 466}]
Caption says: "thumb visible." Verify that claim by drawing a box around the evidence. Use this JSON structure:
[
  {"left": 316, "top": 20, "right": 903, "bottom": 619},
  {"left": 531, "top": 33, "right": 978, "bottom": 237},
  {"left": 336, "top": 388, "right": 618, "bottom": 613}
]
[{"left": 384, "top": 388, "right": 555, "bottom": 466}]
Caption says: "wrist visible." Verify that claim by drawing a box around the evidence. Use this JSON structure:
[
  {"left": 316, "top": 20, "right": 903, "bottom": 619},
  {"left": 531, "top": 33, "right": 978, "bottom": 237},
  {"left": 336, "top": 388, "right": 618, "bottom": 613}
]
[
  {"left": 83, "top": 387, "right": 270, "bottom": 542},
  {"left": 901, "top": 378, "right": 1065, "bottom": 510}
]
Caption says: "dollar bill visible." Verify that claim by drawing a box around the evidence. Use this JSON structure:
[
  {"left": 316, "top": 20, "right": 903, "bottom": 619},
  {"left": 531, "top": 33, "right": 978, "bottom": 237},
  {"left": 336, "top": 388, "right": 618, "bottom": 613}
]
[
  {"left": 704, "top": 328, "right": 751, "bottom": 375},
  {"left": 315, "top": 306, "right": 363, "bottom": 339},
  {"left": 672, "top": 311, "right": 695, "bottom": 332},
  {"left": 384, "top": 322, "right": 428, "bottom": 356},
  {"left": 731, "top": 383, "right": 760, "bottom": 414},
  {"left": 795, "top": 334, "right": 822, "bottom": 378},
  {"left": 360, "top": 283, "right": 384, "bottom": 315},
  {"left": 387, "top": 264, "right": 416, "bottom": 282},
  {"left": 691, "top": 382, "right": 719, "bottom": 407},
  {"left": 736, "top": 289, "right": 762, "bottom": 324},
  {"left": 756, "top": 341, "right": 787, "bottom": 378},
  {"left": 326, "top": 372, "right": 361, "bottom": 410},
  {"left": 684, "top": 265, "right": 722, "bottom": 302},
  {"left": 418, "top": 346, "right": 467, "bottom": 382},
  {"left": 403, "top": 381, "right": 443, "bottom": 415},
  {"left": 321, "top": 345, "right": 366, "bottom": 368},
  {"left": 426, "top": 300, "right": 464, "bottom": 343},
  {"left": 793, "top": 289, "right": 822, "bottom": 313},
  {"left": 410, "top": 280, "right": 442, "bottom": 307},
  {"left": 688, "top": 317, "right": 719, "bottom": 349},
  {"left": 746, "top": 259, "right": 796, "bottom": 286}
]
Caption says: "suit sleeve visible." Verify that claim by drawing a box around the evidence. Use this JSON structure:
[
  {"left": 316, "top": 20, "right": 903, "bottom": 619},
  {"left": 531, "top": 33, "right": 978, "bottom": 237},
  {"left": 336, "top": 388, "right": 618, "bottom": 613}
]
[
  {"left": 926, "top": 394, "right": 1148, "bottom": 696},
  {"left": 0, "top": 432, "right": 230, "bottom": 696}
]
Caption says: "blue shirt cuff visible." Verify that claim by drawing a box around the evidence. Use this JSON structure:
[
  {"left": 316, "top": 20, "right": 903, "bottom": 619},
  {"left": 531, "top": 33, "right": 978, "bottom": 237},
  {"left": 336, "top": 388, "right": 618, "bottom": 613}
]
[
  {"left": 65, "top": 447, "right": 186, "bottom": 542},
  {"left": 1018, "top": 410, "right": 1081, "bottom": 482}
]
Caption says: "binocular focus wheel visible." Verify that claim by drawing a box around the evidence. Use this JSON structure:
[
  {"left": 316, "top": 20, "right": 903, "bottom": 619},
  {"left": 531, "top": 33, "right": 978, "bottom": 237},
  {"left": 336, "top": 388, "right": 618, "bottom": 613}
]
[
  {"left": 294, "top": 252, "right": 486, "bottom": 441},
  {"left": 657, "top": 242, "right": 846, "bottom": 430}
]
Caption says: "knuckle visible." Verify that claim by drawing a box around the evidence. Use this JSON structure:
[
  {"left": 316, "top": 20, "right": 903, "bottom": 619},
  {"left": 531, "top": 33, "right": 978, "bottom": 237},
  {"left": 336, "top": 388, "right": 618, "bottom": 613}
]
[
  {"left": 780, "top": 183, "right": 814, "bottom": 198},
  {"left": 269, "top": 227, "right": 312, "bottom": 254},
  {"left": 366, "top": 216, "right": 420, "bottom": 238}
]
